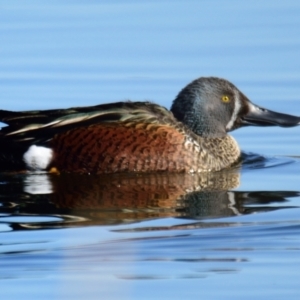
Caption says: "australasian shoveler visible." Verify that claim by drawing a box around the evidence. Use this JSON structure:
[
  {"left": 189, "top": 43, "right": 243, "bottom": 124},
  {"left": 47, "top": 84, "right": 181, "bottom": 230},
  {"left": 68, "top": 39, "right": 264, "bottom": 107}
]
[{"left": 0, "top": 77, "right": 299, "bottom": 174}]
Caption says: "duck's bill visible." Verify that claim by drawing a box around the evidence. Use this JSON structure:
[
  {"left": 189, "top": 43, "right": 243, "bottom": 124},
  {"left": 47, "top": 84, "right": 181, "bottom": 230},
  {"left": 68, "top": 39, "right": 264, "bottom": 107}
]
[{"left": 241, "top": 104, "right": 300, "bottom": 127}]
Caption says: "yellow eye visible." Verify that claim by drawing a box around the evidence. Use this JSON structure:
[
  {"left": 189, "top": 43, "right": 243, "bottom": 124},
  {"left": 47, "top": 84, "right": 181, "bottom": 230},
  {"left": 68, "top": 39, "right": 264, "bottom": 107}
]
[{"left": 222, "top": 95, "right": 230, "bottom": 103}]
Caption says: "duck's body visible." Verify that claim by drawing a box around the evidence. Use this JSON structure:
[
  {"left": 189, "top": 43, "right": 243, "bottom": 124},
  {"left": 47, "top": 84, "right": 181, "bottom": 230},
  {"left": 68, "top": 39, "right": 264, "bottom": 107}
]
[{"left": 0, "top": 77, "right": 299, "bottom": 174}]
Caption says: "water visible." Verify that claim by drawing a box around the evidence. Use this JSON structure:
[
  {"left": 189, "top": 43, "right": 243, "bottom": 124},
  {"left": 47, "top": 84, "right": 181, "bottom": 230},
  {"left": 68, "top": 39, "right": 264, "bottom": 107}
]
[{"left": 1, "top": 1, "right": 300, "bottom": 299}]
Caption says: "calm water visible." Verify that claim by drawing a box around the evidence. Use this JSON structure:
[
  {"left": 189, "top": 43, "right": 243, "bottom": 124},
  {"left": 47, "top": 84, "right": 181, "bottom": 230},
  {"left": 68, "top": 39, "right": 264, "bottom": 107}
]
[{"left": 1, "top": 1, "right": 300, "bottom": 299}]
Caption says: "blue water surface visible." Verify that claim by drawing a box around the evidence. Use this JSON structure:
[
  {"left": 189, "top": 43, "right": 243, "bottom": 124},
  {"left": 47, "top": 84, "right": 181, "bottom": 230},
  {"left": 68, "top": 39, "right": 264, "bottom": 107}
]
[{"left": 1, "top": 1, "right": 300, "bottom": 299}]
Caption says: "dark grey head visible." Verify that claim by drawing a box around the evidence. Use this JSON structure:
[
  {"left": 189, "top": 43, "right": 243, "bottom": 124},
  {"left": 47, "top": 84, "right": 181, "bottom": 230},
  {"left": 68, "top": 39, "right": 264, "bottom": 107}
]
[{"left": 171, "top": 77, "right": 300, "bottom": 138}]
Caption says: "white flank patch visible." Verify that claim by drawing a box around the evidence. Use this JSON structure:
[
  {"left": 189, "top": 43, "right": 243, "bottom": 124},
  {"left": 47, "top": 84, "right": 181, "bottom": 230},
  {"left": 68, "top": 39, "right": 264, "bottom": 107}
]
[
  {"left": 23, "top": 145, "right": 53, "bottom": 170},
  {"left": 226, "top": 91, "right": 242, "bottom": 131}
]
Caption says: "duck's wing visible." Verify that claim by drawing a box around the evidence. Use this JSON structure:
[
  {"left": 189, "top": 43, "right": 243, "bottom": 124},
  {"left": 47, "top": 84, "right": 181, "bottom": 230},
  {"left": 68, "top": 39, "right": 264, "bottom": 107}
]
[{"left": 0, "top": 101, "right": 175, "bottom": 146}]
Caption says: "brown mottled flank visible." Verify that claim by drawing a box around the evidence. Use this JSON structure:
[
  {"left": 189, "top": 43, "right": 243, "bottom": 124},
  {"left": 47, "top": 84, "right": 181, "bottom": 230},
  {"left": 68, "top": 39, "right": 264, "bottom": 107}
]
[{"left": 52, "top": 121, "right": 240, "bottom": 174}]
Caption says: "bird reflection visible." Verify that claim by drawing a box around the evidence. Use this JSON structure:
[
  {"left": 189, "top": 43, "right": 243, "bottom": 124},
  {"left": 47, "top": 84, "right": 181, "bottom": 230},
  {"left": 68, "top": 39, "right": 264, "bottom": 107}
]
[
  {"left": 0, "top": 168, "right": 298, "bottom": 230},
  {"left": 49, "top": 170, "right": 241, "bottom": 222}
]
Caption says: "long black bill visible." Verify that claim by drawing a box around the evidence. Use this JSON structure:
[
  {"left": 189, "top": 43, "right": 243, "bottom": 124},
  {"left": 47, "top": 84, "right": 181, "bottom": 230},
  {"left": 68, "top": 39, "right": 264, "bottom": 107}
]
[{"left": 241, "top": 104, "right": 300, "bottom": 127}]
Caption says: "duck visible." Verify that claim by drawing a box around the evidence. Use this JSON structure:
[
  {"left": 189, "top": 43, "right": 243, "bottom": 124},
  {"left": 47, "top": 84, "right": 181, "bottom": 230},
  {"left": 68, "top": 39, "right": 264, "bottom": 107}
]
[{"left": 0, "top": 77, "right": 299, "bottom": 174}]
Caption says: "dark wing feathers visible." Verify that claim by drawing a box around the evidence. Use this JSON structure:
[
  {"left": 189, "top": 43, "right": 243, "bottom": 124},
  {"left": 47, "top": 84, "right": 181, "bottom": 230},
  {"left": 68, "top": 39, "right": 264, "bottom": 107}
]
[{"left": 0, "top": 102, "right": 175, "bottom": 146}]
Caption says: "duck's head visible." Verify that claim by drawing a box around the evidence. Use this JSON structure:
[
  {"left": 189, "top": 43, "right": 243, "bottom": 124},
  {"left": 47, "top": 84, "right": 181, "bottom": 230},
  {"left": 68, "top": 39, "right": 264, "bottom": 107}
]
[{"left": 171, "top": 77, "right": 300, "bottom": 138}]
